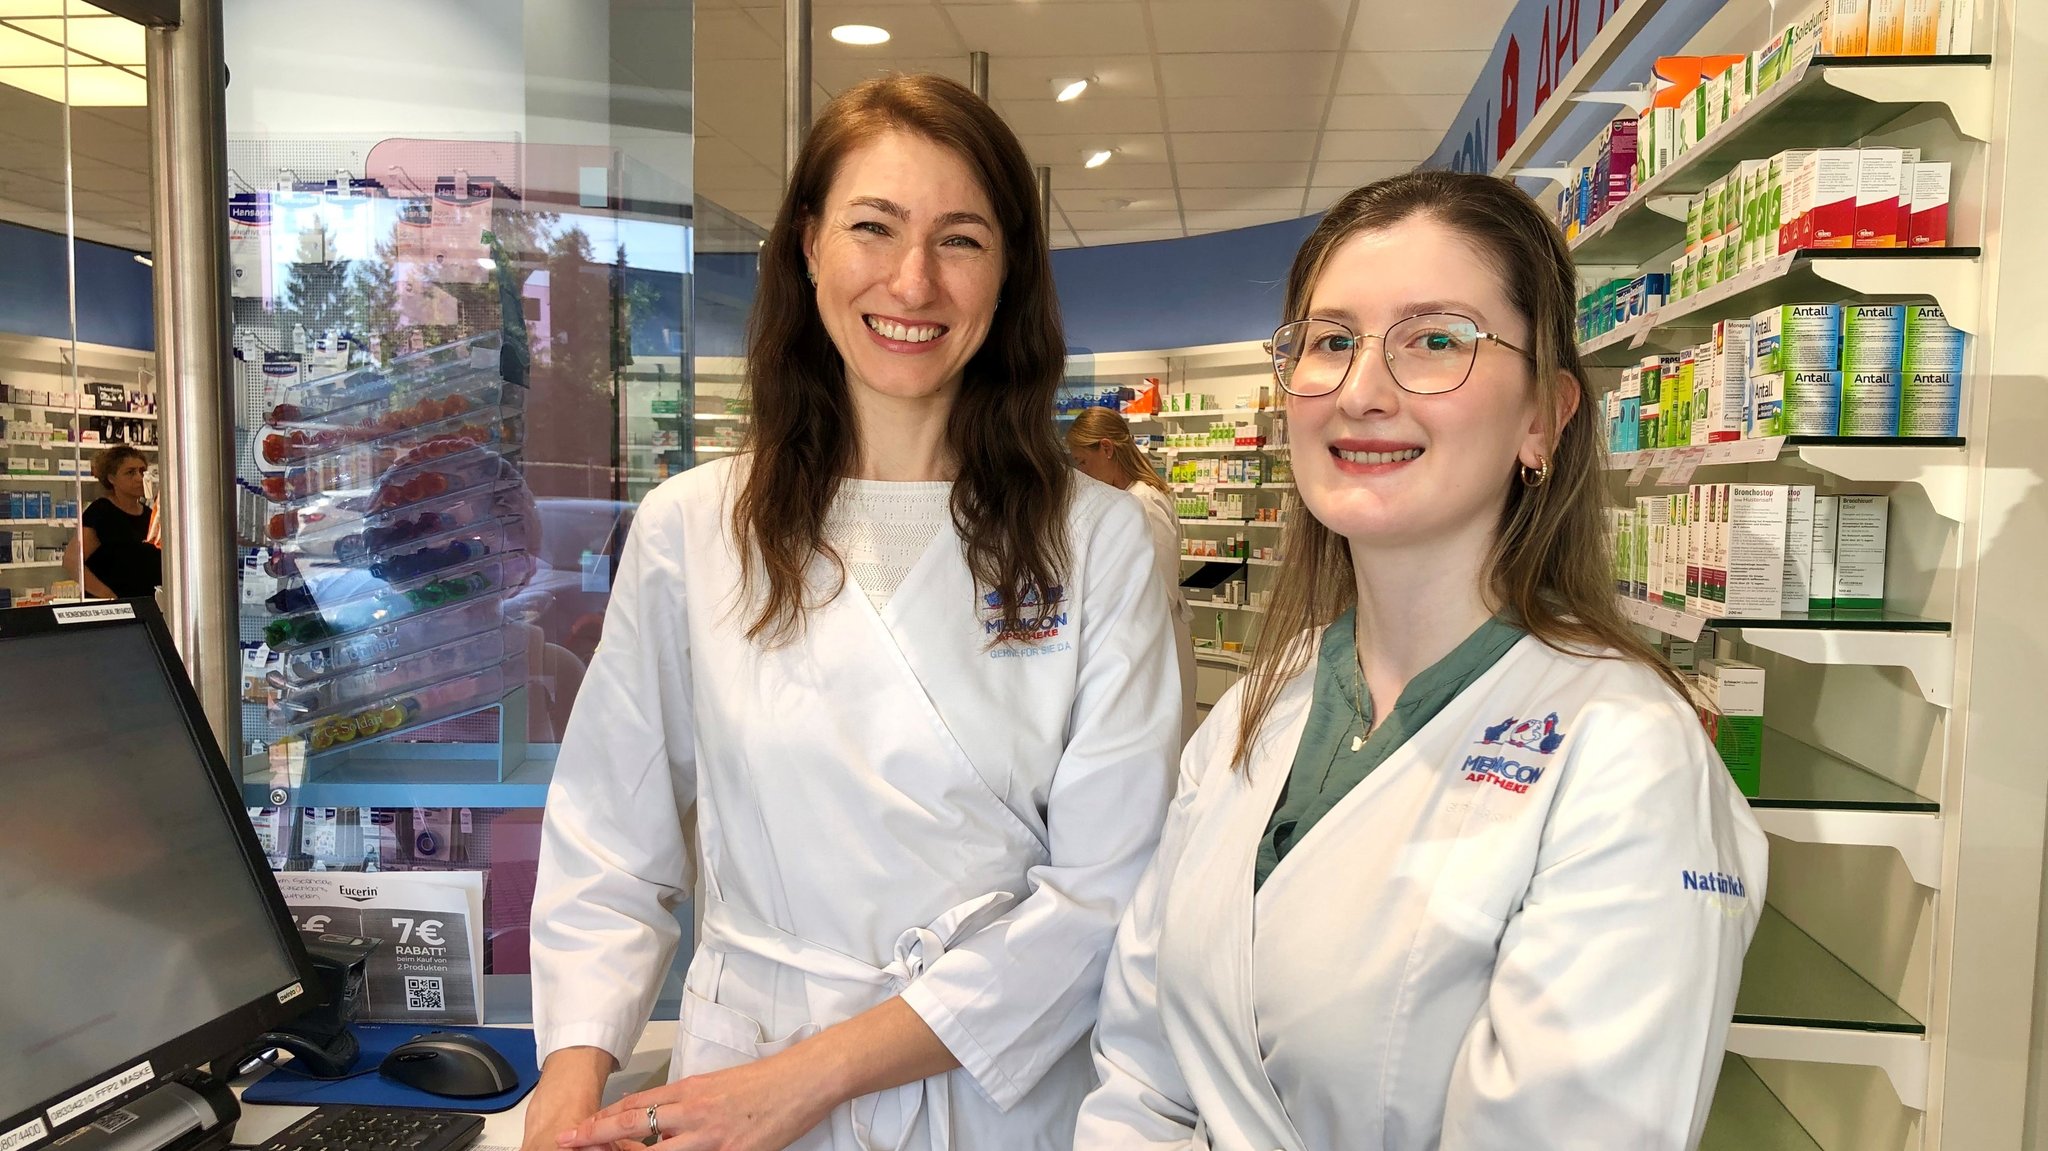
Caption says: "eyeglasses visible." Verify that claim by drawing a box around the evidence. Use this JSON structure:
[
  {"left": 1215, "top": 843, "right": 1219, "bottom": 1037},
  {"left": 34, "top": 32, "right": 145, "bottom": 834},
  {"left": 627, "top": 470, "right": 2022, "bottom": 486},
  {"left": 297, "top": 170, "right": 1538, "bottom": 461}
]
[{"left": 1269, "top": 312, "right": 1532, "bottom": 398}]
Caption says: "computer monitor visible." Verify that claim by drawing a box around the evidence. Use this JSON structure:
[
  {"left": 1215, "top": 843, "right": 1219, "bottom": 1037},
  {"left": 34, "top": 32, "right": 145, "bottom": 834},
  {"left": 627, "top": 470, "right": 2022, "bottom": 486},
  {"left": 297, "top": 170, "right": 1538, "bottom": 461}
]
[{"left": 0, "top": 601, "right": 318, "bottom": 1149}]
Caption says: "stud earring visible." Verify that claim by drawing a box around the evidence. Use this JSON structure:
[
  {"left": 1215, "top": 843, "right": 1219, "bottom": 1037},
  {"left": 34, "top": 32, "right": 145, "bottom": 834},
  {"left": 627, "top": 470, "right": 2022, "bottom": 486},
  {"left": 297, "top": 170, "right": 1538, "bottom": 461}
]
[{"left": 806, "top": 268, "right": 817, "bottom": 286}]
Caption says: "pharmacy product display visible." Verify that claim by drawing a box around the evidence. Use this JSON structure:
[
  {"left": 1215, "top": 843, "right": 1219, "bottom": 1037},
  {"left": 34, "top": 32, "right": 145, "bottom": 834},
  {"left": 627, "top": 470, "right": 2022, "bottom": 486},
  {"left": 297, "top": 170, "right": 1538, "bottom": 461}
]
[
  {"left": 250, "top": 334, "right": 531, "bottom": 757},
  {"left": 1604, "top": 303, "right": 1965, "bottom": 447},
  {"left": 0, "top": 339, "right": 159, "bottom": 608}
]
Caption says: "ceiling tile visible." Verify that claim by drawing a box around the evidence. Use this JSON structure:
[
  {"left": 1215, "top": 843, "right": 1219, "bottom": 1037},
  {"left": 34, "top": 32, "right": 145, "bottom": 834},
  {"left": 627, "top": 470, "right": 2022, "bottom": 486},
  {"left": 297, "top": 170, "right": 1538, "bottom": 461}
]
[
  {"left": 1335, "top": 50, "right": 1490, "bottom": 95},
  {"left": 1155, "top": 51, "right": 1339, "bottom": 98},
  {"left": 946, "top": 2, "right": 1152, "bottom": 57},
  {"left": 983, "top": 56, "right": 1158, "bottom": 101},
  {"left": 1314, "top": 130, "right": 1441, "bottom": 162},
  {"left": 1169, "top": 131, "right": 1317, "bottom": 165},
  {"left": 1072, "top": 227, "right": 1187, "bottom": 247},
  {"left": 1165, "top": 95, "right": 1324, "bottom": 134},
  {"left": 1178, "top": 187, "right": 1306, "bottom": 211},
  {"left": 1055, "top": 160, "right": 1174, "bottom": 191},
  {"left": 1018, "top": 132, "right": 1171, "bottom": 168},
  {"left": 1325, "top": 92, "right": 1467, "bottom": 130},
  {"left": 1057, "top": 187, "right": 1178, "bottom": 213},
  {"left": 1305, "top": 160, "right": 1414, "bottom": 187},
  {"left": 695, "top": 8, "right": 781, "bottom": 59},
  {"left": 1347, "top": 0, "right": 1520, "bottom": 51},
  {"left": 1147, "top": 1, "right": 1353, "bottom": 55},
  {"left": 814, "top": 55, "right": 971, "bottom": 96},
  {"left": 1182, "top": 207, "right": 1298, "bottom": 231},
  {"left": 1063, "top": 208, "right": 1184, "bottom": 230},
  {"left": 997, "top": 96, "right": 1164, "bottom": 136},
  {"left": 1176, "top": 161, "right": 1311, "bottom": 189}
]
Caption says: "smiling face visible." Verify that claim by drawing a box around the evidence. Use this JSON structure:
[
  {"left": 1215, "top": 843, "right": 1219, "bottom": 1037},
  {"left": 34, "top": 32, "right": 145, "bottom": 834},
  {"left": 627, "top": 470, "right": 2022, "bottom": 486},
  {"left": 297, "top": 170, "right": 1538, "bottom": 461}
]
[
  {"left": 802, "top": 130, "right": 1004, "bottom": 409},
  {"left": 1287, "top": 214, "right": 1553, "bottom": 551}
]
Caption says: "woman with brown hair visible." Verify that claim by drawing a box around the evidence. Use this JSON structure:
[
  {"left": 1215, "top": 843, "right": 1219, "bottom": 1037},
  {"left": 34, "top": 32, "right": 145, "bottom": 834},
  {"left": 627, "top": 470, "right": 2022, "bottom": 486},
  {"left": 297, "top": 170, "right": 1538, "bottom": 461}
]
[
  {"left": 1074, "top": 171, "right": 1765, "bottom": 1151},
  {"left": 1067, "top": 406, "right": 1195, "bottom": 738},
  {"left": 529, "top": 74, "right": 1180, "bottom": 1151},
  {"left": 64, "top": 443, "right": 160, "bottom": 599}
]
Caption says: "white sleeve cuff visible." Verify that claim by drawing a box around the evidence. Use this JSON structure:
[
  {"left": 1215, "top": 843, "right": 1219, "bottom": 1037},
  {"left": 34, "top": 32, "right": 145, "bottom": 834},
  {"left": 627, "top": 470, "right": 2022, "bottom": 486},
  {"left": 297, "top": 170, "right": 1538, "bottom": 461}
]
[
  {"left": 900, "top": 979, "right": 1027, "bottom": 1112},
  {"left": 534, "top": 1019, "right": 641, "bottom": 1070}
]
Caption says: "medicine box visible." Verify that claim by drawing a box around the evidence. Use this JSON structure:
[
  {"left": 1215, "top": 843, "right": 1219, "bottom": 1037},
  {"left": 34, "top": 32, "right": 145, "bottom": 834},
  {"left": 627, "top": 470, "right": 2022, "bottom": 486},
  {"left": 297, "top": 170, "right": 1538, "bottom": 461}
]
[
  {"left": 1783, "top": 485, "right": 1817, "bottom": 615},
  {"left": 1724, "top": 483, "right": 1790, "bottom": 618},
  {"left": 1835, "top": 494, "right": 1889, "bottom": 609},
  {"left": 1696, "top": 657, "right": 1766, "bottom": 796}
]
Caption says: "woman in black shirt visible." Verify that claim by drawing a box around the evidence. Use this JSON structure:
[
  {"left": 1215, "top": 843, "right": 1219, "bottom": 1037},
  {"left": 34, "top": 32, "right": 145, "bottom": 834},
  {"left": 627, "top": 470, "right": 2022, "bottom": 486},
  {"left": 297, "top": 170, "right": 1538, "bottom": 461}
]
[{"left": 65, "top": 444, "right": 161, "bottom": 599}]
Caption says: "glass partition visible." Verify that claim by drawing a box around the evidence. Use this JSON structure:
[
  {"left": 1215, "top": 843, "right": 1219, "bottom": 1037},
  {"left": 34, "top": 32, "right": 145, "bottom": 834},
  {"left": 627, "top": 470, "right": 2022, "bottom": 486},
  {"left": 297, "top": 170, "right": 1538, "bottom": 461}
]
[{"left": 0, "top": 3, "right": 157, "bottom": 615}]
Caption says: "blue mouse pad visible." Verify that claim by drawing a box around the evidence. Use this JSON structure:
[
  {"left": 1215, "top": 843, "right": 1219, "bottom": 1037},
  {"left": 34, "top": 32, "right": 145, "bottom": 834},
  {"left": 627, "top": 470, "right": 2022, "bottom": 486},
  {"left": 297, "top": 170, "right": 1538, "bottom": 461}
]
[{"left": 241, "top": 1024, "right": 538, "bottom": 1113}]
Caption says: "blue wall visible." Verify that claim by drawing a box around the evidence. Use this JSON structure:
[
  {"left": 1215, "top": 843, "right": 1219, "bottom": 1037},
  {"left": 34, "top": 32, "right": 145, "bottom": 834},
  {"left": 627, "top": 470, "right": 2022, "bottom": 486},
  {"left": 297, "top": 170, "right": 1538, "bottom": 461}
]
[
  {"left": 0, "top": 220, "right": 154, "bottom": 350},
  {"left": 1051, "top": 215, "right": 1320, "bottom": 355}
]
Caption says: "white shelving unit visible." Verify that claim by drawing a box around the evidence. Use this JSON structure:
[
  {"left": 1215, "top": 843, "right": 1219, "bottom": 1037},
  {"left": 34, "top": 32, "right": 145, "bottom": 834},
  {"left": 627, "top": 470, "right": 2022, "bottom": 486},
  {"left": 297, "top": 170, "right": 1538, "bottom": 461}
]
[
  {"left": 0, "top": 331, "right": 155, "bottom": 602},
  {"left": 1563, "top": 1, "right": 2036, "bottom": 1146}
]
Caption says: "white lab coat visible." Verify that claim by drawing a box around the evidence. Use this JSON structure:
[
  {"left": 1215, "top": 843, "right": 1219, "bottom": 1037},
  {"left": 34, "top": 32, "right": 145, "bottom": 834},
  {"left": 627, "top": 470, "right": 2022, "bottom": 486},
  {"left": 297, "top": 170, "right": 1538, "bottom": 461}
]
[
  {"left": 532, "top": 457, "right": 1180, "bottom": 1151},
  {"left": 1125, "top": 480, "right": 1196, "bottom": 741},
  {"left": 1074, "top": 631, "right": 1767, "bottom": 1151}
]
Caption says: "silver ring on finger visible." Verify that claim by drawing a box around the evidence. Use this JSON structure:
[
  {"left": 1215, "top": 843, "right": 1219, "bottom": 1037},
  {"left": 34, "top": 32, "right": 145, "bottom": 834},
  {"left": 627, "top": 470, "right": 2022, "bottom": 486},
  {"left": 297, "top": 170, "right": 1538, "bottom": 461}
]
[{"left": 644, "top": 1105, "right": 660, "bottom": 1139}]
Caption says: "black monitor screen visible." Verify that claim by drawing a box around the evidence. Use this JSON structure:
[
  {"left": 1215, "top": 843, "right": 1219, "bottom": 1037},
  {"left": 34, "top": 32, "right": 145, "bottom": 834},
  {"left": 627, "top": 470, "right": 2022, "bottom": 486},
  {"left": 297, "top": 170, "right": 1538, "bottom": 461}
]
[{"left": 0, "top": 619, "right": 303, "bottom": 1120}]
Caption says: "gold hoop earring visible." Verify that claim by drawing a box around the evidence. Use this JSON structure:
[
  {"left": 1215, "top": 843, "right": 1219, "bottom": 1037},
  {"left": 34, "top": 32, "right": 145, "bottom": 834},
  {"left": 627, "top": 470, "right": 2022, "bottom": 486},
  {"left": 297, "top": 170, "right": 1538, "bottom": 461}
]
[{"left": 1520, "top": 457, "right": 1551, "bottom": 487}]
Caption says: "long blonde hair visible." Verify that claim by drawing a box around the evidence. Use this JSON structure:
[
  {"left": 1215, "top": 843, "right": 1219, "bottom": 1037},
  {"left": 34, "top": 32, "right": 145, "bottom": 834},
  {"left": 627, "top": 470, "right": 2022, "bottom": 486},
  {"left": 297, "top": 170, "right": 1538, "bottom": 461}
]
[
  {"left": 1231, "top": 170, "right": 1683, "bottom": 769},
  {"left": 1065, "top": 406, "right": 1169, "bottom": 495}
]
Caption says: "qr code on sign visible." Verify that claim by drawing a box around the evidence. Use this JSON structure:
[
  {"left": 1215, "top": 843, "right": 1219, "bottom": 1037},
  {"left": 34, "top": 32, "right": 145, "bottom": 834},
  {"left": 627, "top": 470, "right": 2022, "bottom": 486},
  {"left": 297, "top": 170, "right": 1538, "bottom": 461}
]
[{"left": 405, "top": 976, "right": 445, "bottom": 1012}]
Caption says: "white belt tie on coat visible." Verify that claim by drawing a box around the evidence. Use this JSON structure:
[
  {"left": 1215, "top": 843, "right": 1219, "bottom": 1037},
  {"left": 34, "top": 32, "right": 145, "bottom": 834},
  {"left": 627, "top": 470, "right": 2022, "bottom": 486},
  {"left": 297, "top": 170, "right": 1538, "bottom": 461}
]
[{"left": 698, "top": 890, "right": 1018, "bottom": 1151}]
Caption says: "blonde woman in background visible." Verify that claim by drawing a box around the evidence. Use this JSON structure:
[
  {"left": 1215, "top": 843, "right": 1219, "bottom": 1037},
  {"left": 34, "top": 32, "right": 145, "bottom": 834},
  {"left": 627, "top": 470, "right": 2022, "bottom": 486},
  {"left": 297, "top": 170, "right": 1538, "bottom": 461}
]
[{"left": 1069, "top": 406, "right": 1196, "bottom": 739}]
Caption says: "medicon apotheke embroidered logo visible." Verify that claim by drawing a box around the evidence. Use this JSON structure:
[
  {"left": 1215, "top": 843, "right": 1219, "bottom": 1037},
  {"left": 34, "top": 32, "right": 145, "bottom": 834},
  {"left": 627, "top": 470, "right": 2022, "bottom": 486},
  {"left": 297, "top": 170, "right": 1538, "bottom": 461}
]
[
  {"left": 1479, "top": 711, "right": 1566, "bottom": 755},
  {"left": 979, "top": 584, "right": 1067, "bottom": 642}
]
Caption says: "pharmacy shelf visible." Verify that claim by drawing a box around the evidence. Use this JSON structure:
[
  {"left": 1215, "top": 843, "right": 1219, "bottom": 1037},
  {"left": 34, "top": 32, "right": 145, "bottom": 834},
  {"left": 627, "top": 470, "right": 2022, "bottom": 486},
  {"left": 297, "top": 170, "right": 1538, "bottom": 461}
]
[
  {"left": 689, "top": 412, "right": 745, "bottom": 422},
  {"left": 1572, "top": 55, "right": 1995, "bottom": 266},
  {"left": 1179, "top": 555, "right": 1283, "bottom": 568},
  {"left": 1700, "top": 1055, "right": 1821, "bottom": 1151},
  {"left": 1149, "top": 445, "right": 1273, "bottom": 457},
  {"left": 1619, "top": 596, "right": 1955, "bottom": 707},
  {"left": 1751, "top": 730, "right": 1942, "bottom": 888},
  {"left": 1194, "top": 648, "right": 1251, "bottom": 669},
  {"left": 1189, "top": 601, "right": 1266, "bottom": 616},
  {"left": 1155, "top": 408, "right": 1277, "bottom": 420},
  {"left": 1179, "top": 518, "right": 1287, "bottom": 530},
  {"left": 1580, "top": 248, "right": 1983, "bottom": 365},
  {"left": 693, "top": 445, "right": 742, "bottom": 456},
  {"left": 1612, "top": 437, "right": 1970, "bottom": 520},
  {"left": 1493, "top": 0, "right": 1669, "bottom": 180},
  {"left": 1727, "top": 1023, "right": 1928, "bottom": 1112},
  {"left": 1173, "top": 483, "right": 1293, "bottom": 492},
  {"left": 0, "top": 560, "right": 60, "bottom": 571},
  {"left": 0, "top": 400, "right": 159, "bottom": 421},
  {"left": 0, "top": 518, "right": 72, "bottom": 527},
  {"left": 0, "top": 474, "right": 80, "bottom": 483},
  {"left": 240, "top": 752, "right": 558, "bottom": 809},
  {"left": 1737, "top": 905, "right": 1923, "bottom": 1033}
]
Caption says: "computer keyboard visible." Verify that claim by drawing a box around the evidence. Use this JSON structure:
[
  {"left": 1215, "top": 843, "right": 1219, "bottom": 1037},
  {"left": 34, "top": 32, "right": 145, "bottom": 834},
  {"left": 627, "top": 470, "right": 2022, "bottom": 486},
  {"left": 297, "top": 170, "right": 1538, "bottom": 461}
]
[{"left": 254, "top": 1106, "right": 485, "bottom": 1151}]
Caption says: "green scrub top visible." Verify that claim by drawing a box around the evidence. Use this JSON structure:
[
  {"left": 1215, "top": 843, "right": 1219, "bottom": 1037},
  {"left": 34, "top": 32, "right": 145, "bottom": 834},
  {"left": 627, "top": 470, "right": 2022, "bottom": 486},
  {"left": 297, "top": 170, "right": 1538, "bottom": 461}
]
[{"left": 1254, "top": 607, "right": 1526, "bottom": 890}]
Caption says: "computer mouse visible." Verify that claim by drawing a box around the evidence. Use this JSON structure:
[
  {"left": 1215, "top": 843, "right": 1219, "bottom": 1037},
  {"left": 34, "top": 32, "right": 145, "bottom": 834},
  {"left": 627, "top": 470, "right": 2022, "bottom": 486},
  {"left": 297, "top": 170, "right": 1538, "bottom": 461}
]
[{"left": 378, "top": 1032, "right": 519, "bottom": 1098}]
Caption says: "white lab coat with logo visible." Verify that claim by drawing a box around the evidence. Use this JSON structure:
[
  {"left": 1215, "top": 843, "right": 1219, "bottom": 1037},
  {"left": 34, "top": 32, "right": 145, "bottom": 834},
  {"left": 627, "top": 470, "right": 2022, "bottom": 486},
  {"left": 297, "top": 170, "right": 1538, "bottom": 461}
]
[
  {"left": 1073, "top": 632, "right": 1767, "bottom": 1151},
  {"left": 532, "top": 457, "right": 1180, "bottom": 1151}
]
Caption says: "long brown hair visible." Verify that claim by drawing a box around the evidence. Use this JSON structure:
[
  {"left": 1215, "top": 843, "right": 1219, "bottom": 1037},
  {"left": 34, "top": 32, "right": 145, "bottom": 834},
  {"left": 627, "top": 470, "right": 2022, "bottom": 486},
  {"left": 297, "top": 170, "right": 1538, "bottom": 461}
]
[
  {"left": 732, "top": 74, "right": 1071, "bottom": 644},
  {"left": 1232, "top": 170, "right": 1684, "bottom": 767},
  {"left": 1065, "top": 406, "right": 1169, "bottom": 495}
]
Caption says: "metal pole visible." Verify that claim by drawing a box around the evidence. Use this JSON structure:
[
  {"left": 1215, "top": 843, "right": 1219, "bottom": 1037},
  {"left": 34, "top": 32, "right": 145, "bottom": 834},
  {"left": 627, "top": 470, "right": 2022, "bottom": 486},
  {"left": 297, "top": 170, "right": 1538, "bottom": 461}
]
[
  {"left": 784, "top": 0, "right": 811, "bottom": 180},
  {"left": 1036, "top": 165, "right": 1052, "bottom": 230},
  {"left": 969, "top": 51, "right": 989, "bottom": 100},
  {"left": 146, "top": 0, "right": 239, "bottom": 759}
]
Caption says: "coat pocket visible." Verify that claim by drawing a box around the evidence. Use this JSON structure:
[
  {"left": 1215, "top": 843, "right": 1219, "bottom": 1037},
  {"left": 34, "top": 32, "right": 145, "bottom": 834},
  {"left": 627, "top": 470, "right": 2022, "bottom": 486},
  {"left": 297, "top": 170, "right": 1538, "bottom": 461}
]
[{"left": 674, "top": 986, "right": 821, "bottom": 1072}]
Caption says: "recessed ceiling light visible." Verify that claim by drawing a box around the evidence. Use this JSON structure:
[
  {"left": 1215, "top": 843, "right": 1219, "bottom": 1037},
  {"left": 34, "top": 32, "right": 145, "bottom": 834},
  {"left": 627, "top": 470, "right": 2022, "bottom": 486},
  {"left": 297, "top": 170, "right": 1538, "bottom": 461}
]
[
  {"left": 830, "top": 24, "right": 890, "bottom": 46},
  {"left": 1084, "top": 149, "right": 1114, "bottom": 169},
  {"left": 1055, "top": 78, "right": 1090, "bottom": 102}
]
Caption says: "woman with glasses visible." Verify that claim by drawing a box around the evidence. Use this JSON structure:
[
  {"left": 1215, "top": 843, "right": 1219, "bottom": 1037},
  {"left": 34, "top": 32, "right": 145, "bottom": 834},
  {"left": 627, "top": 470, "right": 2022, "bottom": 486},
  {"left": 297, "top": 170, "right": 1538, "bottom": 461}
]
[
  {"left": 1073, "top": 170, "right": 1765, "bottom": 1151},
  {"left": 1068, "top": 406, "right": 1196, "bottom": 738}
]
